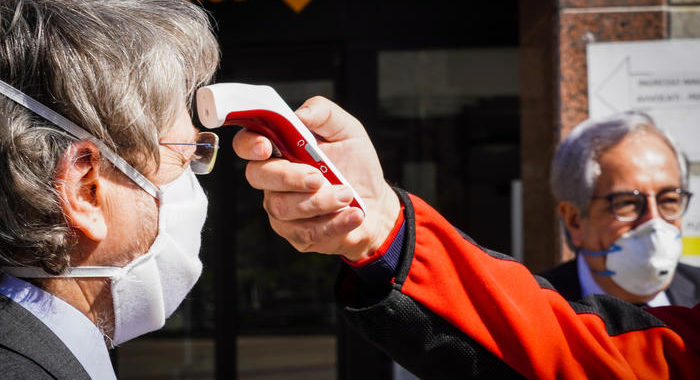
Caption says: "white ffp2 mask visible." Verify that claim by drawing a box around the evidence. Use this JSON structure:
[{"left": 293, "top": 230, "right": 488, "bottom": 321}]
[
  {"left": 107, "top": 167, "right": 207, "bottom": 344},
  {"left": 2, "top": 167, "right": 208, "bottom": 345},
  {"left": 579, "top": 218, "right": 682, "bottom": 296}
]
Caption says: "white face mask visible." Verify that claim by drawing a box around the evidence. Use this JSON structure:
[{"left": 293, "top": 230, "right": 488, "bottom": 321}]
[
  {"left": 2, "top": 167, "right": 208, "bottom": 345},
  {"left": 579, "top": 218, "right": 682, "bottom": 296},
  {"left": 0, "top": 79, "right": 208, "bottom": 344}
]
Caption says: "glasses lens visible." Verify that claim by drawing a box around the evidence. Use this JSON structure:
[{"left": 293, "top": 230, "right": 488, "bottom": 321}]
[
  {"left": 610, "top": 193, "right": 645, "bottom": 221},
  {"left": 657, "top": 189, "right": 689, "bottom": 220},
  {"left": 190, "top": 132, "right": 219, "bottom": 175}
]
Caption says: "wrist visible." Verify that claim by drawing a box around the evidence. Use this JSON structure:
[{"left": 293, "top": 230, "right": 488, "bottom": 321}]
[
  {"left": 344, "top": 184, "right": 401, "bottom": 262},
  {"left": 343, "top": 203, "right": 404, "bottom": 267},
  {"left": 372, "top": 187, "right": 402, "bottom": 252}
]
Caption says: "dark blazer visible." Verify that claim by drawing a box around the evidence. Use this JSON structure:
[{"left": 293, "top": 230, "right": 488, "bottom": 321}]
[
  {"left": 540, "top": 260, "right": 700, "bottom": 307},
  {"left": 0, "top": 293, "right": 91, "bottom": 380}
]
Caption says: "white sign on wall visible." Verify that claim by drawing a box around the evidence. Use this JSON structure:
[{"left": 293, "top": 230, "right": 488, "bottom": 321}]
[
  {"left": 588, "top": 39, "right": 700, "bottom": 161},
  {"left": 588, "top": 39, "right": 700, "bottom": 265}
]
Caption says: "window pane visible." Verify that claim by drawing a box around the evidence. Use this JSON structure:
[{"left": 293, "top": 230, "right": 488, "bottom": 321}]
[{"left": 378, "top": 48, "right": 520, "bottom": 254}]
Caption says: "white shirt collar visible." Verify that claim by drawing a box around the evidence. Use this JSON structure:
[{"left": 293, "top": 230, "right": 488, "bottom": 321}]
[
  {"left": 0, "top": 274, "right": 116, "bottom": 379},
  {"left": 576, "top": 254, "right": 670, "bottom": 307}
]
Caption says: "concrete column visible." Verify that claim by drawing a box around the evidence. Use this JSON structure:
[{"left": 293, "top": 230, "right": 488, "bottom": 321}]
[{"left": 670, "top": 1, "right": 700, "bottom": 40}]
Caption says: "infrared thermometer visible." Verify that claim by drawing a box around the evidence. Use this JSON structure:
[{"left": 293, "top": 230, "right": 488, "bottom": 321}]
[{"left": 196, "top": 83, "right": 366, "bottom": 213}]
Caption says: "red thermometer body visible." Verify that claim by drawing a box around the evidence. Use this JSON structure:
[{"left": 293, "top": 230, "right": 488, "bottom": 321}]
[{"left": 196, "top": 83, "right": 366, "bottom": 213}]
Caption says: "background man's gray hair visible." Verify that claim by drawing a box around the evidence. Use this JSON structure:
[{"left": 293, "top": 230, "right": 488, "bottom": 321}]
[
  {"left": 550, "top": 110, "right": 689, "bottom": 218},
  {"left": 0, "top": 0, "right": 219, "bottom": 273}
]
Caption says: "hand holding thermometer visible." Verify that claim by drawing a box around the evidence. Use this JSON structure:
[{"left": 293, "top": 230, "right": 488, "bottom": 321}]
[{"left": 196, "top": 83, "right": 367, "bottom": 213}]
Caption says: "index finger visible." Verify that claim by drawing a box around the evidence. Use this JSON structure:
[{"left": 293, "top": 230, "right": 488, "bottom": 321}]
[
  {"left": 232, "top": 128, "right": 274, "bottom": 161},
  {"left": 245, "top": 159, "right": 324, "bottom": 192}
]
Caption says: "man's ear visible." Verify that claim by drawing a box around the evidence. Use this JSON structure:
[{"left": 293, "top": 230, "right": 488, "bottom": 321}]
[
  {"left": 55, "top": 141, "right": 107, "bottom": 241},
  {"left": 558, "top": 201, "right": 584, "bottom": 247}
]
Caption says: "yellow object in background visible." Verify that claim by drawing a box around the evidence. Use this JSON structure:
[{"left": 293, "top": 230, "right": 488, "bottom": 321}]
[{"left": 682, "top": 237, "right": 700, "bottom": 256}]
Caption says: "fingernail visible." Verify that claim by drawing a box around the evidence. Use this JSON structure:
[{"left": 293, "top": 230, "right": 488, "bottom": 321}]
[
  {"left": 253, "top": 142, "right": 267, "bottom": 157},
  {"left": 346, "top": 209, "right": 364, "bottom": 225},
  {"left": 296, "top": 107, "right": 311, "bottom": 119},
  {"left": 335, "top": 186, "right": 353, "bottom": 202},
  {"left": 304, "top": 174, "right": 323, "bottom": 189}
]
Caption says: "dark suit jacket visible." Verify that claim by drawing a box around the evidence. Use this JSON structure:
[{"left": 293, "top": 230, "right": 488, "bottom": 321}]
[
  {"left": 540, "top": 260, "right": 700, "bottom": 307},
  {"left": 0, "top": 293, "right": 91, "bottom": 380}
]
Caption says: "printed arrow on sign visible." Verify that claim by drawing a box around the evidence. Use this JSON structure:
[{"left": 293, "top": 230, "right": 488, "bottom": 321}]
[
  {"left": 593, "top": 56, "right": 633, "bottom": 113},
  {"left": 594, "top": 56, "right": 700, "bottom": 113}
]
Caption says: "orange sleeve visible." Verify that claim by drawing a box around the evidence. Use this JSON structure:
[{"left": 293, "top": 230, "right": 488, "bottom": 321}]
[{"left": 339, "top": 190, "right": 700, "bottom": 379}]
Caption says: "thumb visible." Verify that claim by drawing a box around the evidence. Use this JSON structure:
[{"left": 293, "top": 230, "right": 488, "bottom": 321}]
[{"left": 295, "top": 96, "right": 366, "bottom": 143}]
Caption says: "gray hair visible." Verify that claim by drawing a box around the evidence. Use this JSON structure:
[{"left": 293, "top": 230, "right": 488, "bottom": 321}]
[
  {"left": 550, "top": 111, "right": 688, "bottom": 218},
  {"left": 0, "top": 0, "right": 219, "bottom": 273}
]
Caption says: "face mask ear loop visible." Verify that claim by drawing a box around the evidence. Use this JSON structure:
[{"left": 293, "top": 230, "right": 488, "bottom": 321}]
[
  {"left": 577, "top": 245, "right": 621, "bottom": 277},
  {"left": 0, "top": 79, "right": 161, "bottom": 199},
  {"left": 591, "top": 269, "right": 616, "bottom": 277}
]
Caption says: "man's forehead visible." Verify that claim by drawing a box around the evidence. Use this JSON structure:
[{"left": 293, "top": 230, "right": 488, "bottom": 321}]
[
  {"left": 600, "top": 132, "right": 678, "bottom": 167},
  {"left": 595, "top": 135, "right": 681, "bottom": 192}
]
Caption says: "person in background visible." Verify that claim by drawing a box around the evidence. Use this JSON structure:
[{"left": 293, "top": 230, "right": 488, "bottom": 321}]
[
  {"left": 541, "top": 112, "right": 700, "bottom": 307},
  {"left": 0, "top": 1, "right": 219, "bottom": 378},
  {"left": 234, "top": 98, "right": 700, "bottom": 379}
]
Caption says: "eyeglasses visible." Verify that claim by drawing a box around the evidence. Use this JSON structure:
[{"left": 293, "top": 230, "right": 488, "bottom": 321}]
[
  {"left": 592, "top": 188, "right": 693, "bottom": 222},
  {"left": 159, "top": 131, "right": 219, "bottom": 175}
]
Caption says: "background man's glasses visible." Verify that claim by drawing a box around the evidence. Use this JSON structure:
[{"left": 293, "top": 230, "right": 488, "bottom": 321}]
[
  {"left": 592, "top": 188, "right": 693, "bottom": 222},
  {"left": 160, "top": 131, "right": 219, "bottom": 174}
]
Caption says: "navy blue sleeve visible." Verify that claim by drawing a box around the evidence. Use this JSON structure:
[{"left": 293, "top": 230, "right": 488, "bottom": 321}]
[{"left": 348, "top": 221, "right": 405, "bottom": 286}]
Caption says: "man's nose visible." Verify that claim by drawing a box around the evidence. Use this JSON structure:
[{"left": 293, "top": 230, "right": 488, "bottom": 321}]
[{"left": 636, "top": 195, "right": 660, "bottom": 225}]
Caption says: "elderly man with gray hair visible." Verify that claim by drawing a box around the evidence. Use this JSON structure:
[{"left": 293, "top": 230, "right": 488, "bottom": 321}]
[
  {"left": 0, "top": 1, "right": 220, "bottom": 378},
  {"left": 541, "top": 111, "right": 700, "bottom": 307}
]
